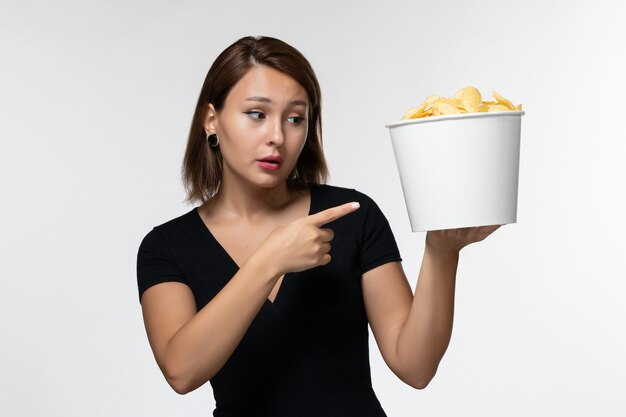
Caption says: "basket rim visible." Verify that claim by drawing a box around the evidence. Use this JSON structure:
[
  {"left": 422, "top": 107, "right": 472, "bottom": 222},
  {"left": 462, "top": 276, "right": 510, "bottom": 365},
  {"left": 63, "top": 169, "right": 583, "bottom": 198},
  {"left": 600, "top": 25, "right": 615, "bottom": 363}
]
[{"left": 385, "top": 110, "right": 525, "bottom": 128}]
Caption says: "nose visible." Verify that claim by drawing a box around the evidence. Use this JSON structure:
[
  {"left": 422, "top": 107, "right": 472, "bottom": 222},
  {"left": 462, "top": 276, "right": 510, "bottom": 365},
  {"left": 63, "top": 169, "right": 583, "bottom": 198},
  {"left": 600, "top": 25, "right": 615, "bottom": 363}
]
[{"left": 267, "top": 116, "right": 284, "bottom": 147}]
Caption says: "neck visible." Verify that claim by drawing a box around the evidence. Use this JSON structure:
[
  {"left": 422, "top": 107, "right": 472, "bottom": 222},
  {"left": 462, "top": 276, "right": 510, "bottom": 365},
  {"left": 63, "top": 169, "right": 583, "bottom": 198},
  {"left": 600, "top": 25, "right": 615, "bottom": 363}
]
[{"left": 209, "top": 176, "right": 297, "bottom": 222}]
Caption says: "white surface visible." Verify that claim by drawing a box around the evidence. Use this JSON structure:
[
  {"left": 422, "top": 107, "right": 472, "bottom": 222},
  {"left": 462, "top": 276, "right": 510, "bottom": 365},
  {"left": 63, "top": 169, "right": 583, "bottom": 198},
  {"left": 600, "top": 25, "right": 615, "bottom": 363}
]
[
  {"left": 1, "top": 0, "right": 625, "bottom": 416},
  {"left": 389, "top": 112, "right": 523, "bottom": 231}
]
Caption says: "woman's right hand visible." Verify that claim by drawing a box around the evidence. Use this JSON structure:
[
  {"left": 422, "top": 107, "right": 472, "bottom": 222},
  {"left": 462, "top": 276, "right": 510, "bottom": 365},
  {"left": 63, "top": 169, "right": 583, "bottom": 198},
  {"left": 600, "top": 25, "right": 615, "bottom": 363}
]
[{"left": 255, "top": 201, "right": 361, "bottom": 276}]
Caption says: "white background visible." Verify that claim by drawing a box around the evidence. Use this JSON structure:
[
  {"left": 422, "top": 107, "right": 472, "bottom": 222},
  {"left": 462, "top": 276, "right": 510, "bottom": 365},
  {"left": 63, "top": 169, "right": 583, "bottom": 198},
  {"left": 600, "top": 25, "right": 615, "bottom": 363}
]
[{"left": 1, "top": 0, "right": 625, "bottom": 416}]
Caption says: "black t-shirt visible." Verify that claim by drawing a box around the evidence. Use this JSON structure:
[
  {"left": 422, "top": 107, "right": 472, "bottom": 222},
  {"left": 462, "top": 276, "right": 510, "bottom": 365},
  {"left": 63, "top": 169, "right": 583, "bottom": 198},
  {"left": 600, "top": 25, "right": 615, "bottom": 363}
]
[{"left": 136, "top": 183, "right": 403, "bottom": 417}]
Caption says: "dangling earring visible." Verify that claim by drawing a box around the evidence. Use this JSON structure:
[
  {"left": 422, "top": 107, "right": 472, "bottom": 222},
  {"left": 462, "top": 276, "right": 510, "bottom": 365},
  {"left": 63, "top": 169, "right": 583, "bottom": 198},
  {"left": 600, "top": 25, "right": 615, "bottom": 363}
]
[{"left": 207, "top": 133, "right": 219, "bottom": 147}]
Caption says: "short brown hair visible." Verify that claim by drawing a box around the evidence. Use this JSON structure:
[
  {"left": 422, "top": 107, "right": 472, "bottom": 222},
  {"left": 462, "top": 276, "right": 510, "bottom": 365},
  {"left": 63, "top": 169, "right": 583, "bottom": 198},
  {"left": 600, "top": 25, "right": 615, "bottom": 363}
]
[{"left": 182, "top": 36, "right": 330, "bottom": 205}]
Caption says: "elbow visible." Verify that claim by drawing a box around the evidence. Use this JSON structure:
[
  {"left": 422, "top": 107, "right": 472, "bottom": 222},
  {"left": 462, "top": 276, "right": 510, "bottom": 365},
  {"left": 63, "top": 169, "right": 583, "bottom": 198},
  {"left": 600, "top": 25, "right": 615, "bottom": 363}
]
[
  {"left": 170, "top": 380, "right": 191, "bottom": 396},
  {"left": 164, "top": 361, "right": 194, "bottom": 395},
  {"left": 409, "top": 375, "right": 433, "bottom": 390},
  {"left": 405, "top": 368, "right": 437, "bottom": 390},
  {"left": 165, "top": 371, "right": 191, "bottom": 395},
  {"left": 165, "top": 362, "right": 215, "bottom": 395}
]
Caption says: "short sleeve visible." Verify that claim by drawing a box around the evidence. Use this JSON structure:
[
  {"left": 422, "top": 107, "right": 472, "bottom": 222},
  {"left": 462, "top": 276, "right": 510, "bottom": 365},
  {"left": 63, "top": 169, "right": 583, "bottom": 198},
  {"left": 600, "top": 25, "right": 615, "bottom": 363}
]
[
  {"left": 356, "top": 192, "right": 403, "bottom": 274},
  {"left": 136, "top": 227, "right": 188, "bottom": 304}
]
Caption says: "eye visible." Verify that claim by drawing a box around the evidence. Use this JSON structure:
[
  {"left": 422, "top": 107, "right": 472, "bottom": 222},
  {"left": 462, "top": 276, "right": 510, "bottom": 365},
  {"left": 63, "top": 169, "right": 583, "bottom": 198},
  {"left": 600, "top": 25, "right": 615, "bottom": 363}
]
[
  {"left": 288, "top": 116, "right": 305, "bottom": 125},
  {"left": 245, "top": 111, "right": 265, "bottom": 120}
]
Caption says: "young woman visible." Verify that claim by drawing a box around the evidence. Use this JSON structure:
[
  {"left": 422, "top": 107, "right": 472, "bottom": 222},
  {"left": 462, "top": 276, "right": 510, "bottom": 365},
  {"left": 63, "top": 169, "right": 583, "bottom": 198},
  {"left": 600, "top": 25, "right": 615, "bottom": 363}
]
[{"left": 137, "top": 35, "right": 500, "bottom": 416}]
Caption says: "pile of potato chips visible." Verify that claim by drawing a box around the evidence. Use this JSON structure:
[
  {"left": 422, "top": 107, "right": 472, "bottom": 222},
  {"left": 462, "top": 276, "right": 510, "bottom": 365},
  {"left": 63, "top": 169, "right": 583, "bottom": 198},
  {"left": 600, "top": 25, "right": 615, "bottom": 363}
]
[{"left": 401, "top": 86, "right": 522, "bottom": 120}]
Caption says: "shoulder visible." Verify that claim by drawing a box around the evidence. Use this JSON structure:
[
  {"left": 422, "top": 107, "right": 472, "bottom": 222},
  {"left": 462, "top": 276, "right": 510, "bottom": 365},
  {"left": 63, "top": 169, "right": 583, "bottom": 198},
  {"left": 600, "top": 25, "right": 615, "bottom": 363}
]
[
  {"left": 313, "top": 184, "right": 400, "bottom": 267},
  {"left": 314, "top": 183, "right": 379, "bottom": 210},
  {"left": 313, "top": 183, "right": 373, "bottom": 202},
  {"left": 138, "top": 207, "right": 199, "bottom": 249},
  {"left": 312, "top": 183, "right": 388, "bottom": 237},
  {"left": 154, "top": 207, "right": 197, "bottom": 233}
]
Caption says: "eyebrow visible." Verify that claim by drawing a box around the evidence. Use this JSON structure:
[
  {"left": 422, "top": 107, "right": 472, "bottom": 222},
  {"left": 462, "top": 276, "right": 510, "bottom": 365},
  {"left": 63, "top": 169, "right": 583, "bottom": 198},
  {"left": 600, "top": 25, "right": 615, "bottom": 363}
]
[{"left": 245, "top": 96, "right": 307, "bottom": 106}]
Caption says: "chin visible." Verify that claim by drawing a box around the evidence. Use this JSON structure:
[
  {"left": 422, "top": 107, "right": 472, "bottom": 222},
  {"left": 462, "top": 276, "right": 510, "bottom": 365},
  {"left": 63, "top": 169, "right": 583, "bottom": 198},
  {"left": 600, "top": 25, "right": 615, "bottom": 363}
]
[{"left": 253, "top": 176, "right": 287, "bottom": 188}]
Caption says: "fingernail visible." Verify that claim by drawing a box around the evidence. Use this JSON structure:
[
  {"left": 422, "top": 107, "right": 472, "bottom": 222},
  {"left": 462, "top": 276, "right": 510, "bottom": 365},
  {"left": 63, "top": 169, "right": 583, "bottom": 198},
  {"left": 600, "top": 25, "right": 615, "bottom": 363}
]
[{"left": 351, "top": 202, "right": 360, "bottom": 209}]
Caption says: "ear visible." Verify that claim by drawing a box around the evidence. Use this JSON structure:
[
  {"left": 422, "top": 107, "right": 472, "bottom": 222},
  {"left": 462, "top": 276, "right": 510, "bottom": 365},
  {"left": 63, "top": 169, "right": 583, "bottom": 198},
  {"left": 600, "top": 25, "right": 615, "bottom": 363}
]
[{"left": 203, "top": 103, "right": 218, "bottom": 136}]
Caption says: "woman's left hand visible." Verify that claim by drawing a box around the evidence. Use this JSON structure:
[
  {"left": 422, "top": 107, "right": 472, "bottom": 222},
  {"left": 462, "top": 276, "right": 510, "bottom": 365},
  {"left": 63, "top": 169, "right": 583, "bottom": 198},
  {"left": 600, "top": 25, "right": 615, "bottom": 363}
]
[{"left": 425, "top": 224, "right": 502, "bottom": 255}]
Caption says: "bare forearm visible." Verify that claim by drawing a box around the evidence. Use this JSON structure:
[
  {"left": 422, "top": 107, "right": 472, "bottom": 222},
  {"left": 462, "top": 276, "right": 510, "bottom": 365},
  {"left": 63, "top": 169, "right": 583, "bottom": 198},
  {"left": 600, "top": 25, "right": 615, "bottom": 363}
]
[
  {"left": 396, "top": 245, "right": 459, "bottom": 388},
  {"left": 165, "top": 253, "right": 280, "bottom": 393}
]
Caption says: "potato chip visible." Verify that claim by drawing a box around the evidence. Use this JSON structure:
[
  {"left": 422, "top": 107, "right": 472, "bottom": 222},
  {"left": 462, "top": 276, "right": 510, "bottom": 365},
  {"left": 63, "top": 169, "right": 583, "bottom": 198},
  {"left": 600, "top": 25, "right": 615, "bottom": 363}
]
[
  {"left": 422, "top": 95, "right": 440, "bottom": 106},
  {"left": 437, "top": 97, "right": 464, "bottom": 108},
  {"left": 433, "top": 101, "right": 461, "bottom": 115},
  {"left": 492, "top": 90, "right": 516, "bottom": 110},
  {"left": 401, "top": 107, "right": 422, "bottom": 120},
  {"left": 403, "top": 95, "right": 440, "bottom": 119},
  {"left": 456, "top": 86, "right": 483, "bottom": 113},
  {"left": 401, "top": 87, "right": 521, "bottom": 120},
  {"left": 487, "top": 103, "right": 510, "bottom": 111},
  {"left": 419, "top": 95, "right": 440, "bottom": 112}
]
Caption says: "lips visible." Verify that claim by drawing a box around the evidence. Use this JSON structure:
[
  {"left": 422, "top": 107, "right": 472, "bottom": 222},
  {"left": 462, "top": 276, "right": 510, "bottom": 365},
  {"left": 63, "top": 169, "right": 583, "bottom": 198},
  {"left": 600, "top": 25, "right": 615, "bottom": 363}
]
[
  {"left": 257, "top": 155, "right": 282, "bottom": 171},
  {"left": 258, "top": 155, "right": 283, "bottom": 165}
]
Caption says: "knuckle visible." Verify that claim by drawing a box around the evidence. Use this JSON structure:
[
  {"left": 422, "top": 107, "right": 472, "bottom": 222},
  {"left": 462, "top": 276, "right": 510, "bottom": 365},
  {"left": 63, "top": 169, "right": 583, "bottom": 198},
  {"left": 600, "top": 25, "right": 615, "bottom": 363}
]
[
  {"left": 309, "top": 231, "right": 320, "bottom": 243},
  {"left": 316, "top": 242, "right": 326, "bottom": 253}
]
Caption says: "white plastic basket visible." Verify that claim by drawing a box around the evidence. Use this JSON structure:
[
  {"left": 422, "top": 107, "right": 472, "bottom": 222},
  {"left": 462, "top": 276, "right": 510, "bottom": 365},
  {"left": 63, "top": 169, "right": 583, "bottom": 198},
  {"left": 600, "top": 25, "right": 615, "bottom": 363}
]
[{"left": 386, "top": 111, "right": 525, "bottom": 232}]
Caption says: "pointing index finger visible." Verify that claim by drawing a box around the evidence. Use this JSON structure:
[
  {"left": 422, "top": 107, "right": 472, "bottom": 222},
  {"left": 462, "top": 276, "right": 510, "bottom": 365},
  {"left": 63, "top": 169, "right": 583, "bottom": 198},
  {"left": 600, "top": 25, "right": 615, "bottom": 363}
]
[{"left": 308, "top": 202, "right": 360, "bottom": 227}]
